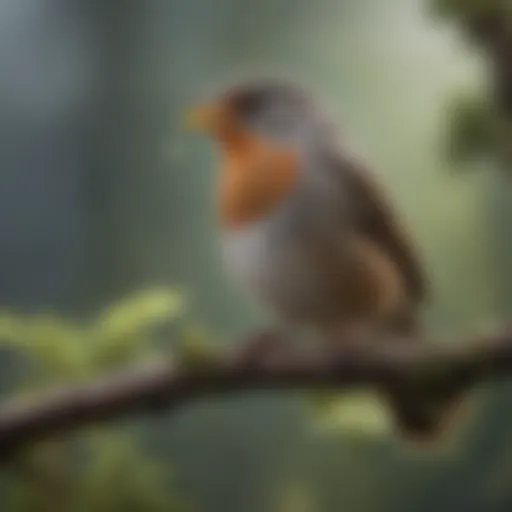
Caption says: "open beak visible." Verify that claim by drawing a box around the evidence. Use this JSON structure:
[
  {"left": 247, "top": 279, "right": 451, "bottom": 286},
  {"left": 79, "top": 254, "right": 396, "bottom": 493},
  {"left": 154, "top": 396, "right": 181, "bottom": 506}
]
[{"left": 185, "top": 101, "right": 227, "bottom": 133}]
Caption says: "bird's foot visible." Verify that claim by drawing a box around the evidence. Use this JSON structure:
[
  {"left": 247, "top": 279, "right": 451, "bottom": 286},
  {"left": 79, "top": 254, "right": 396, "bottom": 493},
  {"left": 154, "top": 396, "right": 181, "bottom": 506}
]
[
  {"left": 325, "top": 323, "right": 376, "bottom": 357},
  {"left": 229, "top": 330, "right": 288, "bottom": 369}
]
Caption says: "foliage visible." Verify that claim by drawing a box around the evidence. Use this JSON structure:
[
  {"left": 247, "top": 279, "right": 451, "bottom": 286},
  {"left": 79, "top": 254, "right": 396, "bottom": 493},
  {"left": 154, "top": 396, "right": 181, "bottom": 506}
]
[
  {"left": 0, "top": 289, "right": 189, "bottom": 512},
  {"left": 436, "top": 0, "right": 512, "bottom": 171},
  {"left": 178, "top": 326, "right": 222, "bottom": 371},
  {"left": 444, "top": 94, "right": 501, "bottom": 165},
  {"left": 275, "top": 481, "right": 317, "bottom": 512},
  {"left": 306, "top": 390, "right": 392, "bottom": 438},
  {"left": 429, "top": 0, "right": 506, "bottom": 20}
]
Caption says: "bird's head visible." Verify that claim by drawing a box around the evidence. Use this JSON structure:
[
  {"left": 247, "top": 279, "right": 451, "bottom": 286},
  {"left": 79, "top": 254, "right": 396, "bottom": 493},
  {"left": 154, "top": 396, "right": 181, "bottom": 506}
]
[
  {"left": 186, "top": 79, "right": 322, "bottom": 151},
  {"left": 186, "top": 80, "right": 331, "bottom": 227}
]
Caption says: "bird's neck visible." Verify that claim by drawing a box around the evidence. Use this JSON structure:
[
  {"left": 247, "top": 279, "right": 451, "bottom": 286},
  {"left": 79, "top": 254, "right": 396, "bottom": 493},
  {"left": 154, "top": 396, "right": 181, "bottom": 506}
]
[{"left": 216, "top": 133, "right": 299, "bottom": 230}]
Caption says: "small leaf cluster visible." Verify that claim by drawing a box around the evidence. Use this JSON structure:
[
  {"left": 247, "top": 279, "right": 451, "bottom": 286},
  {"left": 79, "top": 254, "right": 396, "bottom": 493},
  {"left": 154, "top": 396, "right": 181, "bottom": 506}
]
[{"left": 0, "top": 289, "right": 190, "bottom": 512}]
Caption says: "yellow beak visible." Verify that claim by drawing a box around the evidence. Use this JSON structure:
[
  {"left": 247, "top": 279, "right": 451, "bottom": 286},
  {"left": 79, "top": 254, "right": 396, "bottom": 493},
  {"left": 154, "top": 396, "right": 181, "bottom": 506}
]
[{"left": 185, "top": 102, "right": 225, "bottom": 132}]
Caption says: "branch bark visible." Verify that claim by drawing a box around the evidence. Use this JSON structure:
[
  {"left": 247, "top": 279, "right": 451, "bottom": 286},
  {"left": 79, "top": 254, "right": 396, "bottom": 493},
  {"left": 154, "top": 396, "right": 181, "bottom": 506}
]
[{"left": 0, "top": 331, "right": 511, "bottom": 460}]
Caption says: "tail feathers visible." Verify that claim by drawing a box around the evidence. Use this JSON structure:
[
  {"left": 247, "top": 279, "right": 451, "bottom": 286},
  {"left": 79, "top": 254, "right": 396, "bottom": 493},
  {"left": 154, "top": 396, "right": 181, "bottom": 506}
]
[
  {"left": 384, "top": 385, "right": 464, "bottom": 444},
  {"left": 383, "top": 310, "right": 464, "bottom": 443}
]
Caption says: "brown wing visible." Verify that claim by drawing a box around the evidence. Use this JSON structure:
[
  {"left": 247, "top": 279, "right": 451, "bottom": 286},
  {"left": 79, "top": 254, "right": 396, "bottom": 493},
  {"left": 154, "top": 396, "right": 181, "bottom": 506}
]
[{"left": 325, "top": 148, "right": 427, "bottom": 304}]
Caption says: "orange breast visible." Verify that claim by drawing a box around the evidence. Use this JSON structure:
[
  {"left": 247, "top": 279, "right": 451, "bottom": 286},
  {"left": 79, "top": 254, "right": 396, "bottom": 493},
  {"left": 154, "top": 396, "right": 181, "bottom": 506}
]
[{"left": 218, "top": 136, "right": 299, "bottom": 230}]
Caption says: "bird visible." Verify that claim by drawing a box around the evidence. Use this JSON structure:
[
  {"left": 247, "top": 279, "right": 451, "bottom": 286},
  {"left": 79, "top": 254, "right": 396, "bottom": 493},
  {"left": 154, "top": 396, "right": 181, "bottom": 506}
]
[{"left": 187, "top": 78, "right": 457, "bottom": 442}]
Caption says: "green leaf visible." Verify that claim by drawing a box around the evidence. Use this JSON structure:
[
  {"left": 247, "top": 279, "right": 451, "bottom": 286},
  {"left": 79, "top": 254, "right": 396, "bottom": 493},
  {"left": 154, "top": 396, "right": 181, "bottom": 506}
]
[
  {"left": 178, "top": 326, "right": 221, "bottom": 371},
  {"left": 445, "top": 94, "right": 499, "bottom": 165},
  {"left": 0, "top": 313, "right": 31, "bottom": 346},
  {"left": 88, "top": 289, "right": 186, "bottom": 370},
  {"left": 307, "top": 391, "right": 392, "bottom": 438},
  {"left": 95, "top": 289, "right": 185, "bottom": 343}
]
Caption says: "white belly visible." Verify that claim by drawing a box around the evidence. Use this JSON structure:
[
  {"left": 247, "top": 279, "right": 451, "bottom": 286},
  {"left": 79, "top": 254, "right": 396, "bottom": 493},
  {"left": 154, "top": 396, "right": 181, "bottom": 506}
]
[{"left": 221, "top": 210, "right": 342, "bottom": 325}]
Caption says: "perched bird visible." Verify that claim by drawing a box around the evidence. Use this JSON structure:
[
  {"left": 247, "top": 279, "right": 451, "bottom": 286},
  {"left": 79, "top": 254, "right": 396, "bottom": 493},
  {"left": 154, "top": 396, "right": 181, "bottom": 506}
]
[{"left": 188, "top": 78, "right": 455, "bottom": 441}]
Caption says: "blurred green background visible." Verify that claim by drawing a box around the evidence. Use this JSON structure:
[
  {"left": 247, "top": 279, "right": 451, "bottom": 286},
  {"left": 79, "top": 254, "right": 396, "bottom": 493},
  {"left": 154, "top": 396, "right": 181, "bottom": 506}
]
[{"left": 0, "top": 0, "right": 510, "bottom": 510}]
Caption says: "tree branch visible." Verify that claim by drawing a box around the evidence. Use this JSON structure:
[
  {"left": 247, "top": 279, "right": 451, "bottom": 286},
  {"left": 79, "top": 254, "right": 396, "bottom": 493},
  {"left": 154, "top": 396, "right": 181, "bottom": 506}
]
[{"left": 0, "top": 331, "right": 511, "bottom": 460}]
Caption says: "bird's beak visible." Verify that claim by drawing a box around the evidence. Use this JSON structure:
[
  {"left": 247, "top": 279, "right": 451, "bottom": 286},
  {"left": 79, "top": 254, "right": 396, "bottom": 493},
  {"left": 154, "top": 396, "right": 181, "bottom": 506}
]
[{"left": 185, "top": 101, "right": 227, "bottom": 134}]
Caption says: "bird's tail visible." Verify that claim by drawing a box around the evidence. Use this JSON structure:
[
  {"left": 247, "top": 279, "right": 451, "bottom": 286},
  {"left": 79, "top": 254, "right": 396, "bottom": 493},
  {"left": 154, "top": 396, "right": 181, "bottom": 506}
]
[
  {"left": 382, "top": 382, "right": 463, "bottom": 444},
  {"left": 382, "top": 311, "right": 465, "bottom": 444}
]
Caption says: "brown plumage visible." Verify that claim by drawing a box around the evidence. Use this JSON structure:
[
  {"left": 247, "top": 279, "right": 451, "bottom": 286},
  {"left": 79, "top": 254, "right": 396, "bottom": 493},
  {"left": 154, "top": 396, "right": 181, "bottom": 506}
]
[
  {"left": 219, "top": 135, "right": 299, "bottom": 229},
  {"left": 189, "top": 78, "right": 455, "bottom": 442}
]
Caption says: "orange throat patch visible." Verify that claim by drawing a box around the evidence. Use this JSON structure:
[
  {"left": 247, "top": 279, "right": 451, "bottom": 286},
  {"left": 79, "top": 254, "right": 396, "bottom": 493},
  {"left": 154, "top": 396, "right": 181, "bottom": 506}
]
[{"left": 217, "top": 134, "right": 299, "bottom": 230}]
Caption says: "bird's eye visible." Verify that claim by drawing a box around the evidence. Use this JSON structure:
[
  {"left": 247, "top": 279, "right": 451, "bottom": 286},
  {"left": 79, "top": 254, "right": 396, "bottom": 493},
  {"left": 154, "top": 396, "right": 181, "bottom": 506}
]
[{"left": 233, "top": 92, "right": 265, "bottom": 118}]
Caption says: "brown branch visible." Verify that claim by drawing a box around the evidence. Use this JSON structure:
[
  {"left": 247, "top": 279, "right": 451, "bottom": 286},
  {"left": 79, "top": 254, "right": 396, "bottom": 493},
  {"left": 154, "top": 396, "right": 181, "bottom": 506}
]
[{"left": 0, "top": 331, "right": 511, "bottom": 460}]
